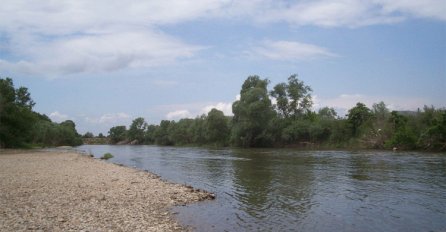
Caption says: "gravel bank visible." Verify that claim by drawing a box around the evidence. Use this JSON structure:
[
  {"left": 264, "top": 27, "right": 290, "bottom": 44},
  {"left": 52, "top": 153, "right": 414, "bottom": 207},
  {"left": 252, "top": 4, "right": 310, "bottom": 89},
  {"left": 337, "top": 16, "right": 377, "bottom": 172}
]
[{"left": 0, "top": 150, "right": 213, "bottom": 231}]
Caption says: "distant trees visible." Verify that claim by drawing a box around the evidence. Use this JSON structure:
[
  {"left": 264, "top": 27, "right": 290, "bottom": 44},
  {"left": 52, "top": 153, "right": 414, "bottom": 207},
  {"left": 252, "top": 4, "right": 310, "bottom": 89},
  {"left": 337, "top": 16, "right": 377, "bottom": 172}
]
[
  {"left": 83, "top": 132, "right": 94, "bottom": 138},
  {"left": 108, "top": 126, "right": 127, "bottom": 144},
  {"left": 100, "top": 74, "right": 444, "bottom": 151},
  {"left": 0, "top": 77, "right": 83, "bottom": 148}
]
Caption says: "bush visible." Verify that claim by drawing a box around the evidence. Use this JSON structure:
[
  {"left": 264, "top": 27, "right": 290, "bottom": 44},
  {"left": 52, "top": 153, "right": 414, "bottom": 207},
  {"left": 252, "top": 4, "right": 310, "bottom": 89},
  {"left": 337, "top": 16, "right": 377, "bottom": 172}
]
[{"left": 101, "top": 153, "right": 114, "bottom": 160}]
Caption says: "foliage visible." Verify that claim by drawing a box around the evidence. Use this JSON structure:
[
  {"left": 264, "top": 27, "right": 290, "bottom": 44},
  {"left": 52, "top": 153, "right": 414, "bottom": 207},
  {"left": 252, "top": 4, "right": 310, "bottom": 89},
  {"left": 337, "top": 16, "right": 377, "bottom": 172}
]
[
  {"left": 347, "top": 102, "right": 373, "bottom": 136},
  {"left": 231, "top": 76, "right": 275, "bottom": 147},
  {"left": 101, "top": 75, "right": 445, "bottom": 151},
  {"left": 108, "top": 126, "right": 127, "bottom": 144},
  {"left": 0, "top": 77, "right": 83, "bottom": 148},
  {"left": 270, "top": 74, "right": 313, "bottom": 118},
  {"left": 128, "top": 117, "right": 147, "bottom": 144},
  {"left": 83, "top": 132, "right": 94, "bottom": 138},
  {"left": 101, "top": 153, "right": 114, "bottom": 160}
]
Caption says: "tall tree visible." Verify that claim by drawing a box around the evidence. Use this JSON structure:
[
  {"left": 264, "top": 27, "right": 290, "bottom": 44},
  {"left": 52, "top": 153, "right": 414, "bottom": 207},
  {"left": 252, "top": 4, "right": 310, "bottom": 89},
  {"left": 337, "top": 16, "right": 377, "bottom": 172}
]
[
  {"left": 287, "top": 74, "right": 313, "bottom": 117},
  {"left": 232, "top": 75, "right": 275, "bottom": 147},
  {"left": 128, "top": 117, "right": 147, "bottom": 143}
]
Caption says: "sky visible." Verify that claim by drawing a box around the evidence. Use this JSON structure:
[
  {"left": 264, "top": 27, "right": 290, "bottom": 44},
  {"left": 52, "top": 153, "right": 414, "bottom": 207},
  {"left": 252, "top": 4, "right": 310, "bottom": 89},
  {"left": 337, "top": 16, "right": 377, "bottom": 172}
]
[{"left": 0, "top": 0, "right": 445, "bottom": 135}]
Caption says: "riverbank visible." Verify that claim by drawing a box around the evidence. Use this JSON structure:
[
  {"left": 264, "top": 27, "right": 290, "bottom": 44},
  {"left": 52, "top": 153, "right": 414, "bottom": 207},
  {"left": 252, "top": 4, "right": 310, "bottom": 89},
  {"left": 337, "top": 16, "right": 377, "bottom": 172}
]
[{"left": 0, "top": 150, "right": 214, "bottom": 231}]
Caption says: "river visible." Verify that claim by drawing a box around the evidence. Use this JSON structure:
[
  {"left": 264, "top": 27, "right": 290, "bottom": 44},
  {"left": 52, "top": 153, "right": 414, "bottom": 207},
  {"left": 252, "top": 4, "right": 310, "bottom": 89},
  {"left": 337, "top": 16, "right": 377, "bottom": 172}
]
[{"left": 75, "top": 145, "right": 446, "bottom": 232}]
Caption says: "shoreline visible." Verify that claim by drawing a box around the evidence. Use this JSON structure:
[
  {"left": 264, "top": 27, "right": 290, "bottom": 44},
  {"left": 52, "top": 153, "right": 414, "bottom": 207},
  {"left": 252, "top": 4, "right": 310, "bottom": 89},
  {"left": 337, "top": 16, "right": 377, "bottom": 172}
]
[{"left": 0, "top": 150, "right": 214, "bottom": 231}]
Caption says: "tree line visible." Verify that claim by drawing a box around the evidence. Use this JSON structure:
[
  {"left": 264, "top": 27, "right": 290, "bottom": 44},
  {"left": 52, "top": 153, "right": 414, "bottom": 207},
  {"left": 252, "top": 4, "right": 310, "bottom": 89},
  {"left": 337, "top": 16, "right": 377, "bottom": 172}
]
[
  {"left": 0, "top": 77, "right": 83, "bottom": 148},
  {"left": 107, "top": 75, "right": 445, "bottom": 151}
]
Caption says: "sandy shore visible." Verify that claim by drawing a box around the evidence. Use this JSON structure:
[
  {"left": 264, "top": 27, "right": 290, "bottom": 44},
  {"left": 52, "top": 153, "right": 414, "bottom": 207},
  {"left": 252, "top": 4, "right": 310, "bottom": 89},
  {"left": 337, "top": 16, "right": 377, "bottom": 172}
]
[{"left": 0, "top": 150, "right": 213, "bottom": 231}]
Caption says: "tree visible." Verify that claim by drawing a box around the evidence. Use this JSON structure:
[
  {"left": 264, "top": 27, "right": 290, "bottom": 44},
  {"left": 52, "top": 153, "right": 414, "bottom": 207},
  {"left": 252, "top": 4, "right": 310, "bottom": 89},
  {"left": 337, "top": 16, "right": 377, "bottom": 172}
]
[
  {"left": 386, "top": 111, "right": 417, "bottom": 149},
  {"left": 270, "top": 74, "right": 313, "bottom": 119},
  {"left": 372, "top": 101, "right": 390, "bottom": 121},
  {"left": 232, "top": 75, "right": 275, "bottom": 147},
  {"left": 0, "top": 77, "right": 37, "bottom": 147},
  {"left": 347, "top": 102, "right": 372, "bottom": 136},
  {"left": 270, "top": 83, "right": 289, "bottom": 117},
  {"left": 58, "top": 120, "right": 83, "bottom": 146},
  {"left": 83, "top": 132, "right": 94, "bottom": 138},
  {"left": 128, "top": 117, "right": 147, "bottom": 143},
  {"left": 206, "top": 108, "right": 229, "bottom": 145},
  {"left": 287, "top": 74, "right": 313, "bottom": 118},
  {"left": 154, "top": 120, "right": 174, "bottom": 145},
  {"left": 318, "top": 107, "right": 337, "bottom": 120},
  {"left": 98, "top": 133, "right": 105, "bottom": 138},
  {"left": 108, "top": 126, "right": 127, "bottom": 144}
]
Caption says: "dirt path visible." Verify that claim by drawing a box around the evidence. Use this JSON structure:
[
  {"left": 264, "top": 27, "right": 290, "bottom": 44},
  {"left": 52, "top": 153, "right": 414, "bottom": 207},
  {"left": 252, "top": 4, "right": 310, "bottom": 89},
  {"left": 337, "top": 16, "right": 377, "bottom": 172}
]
[{"left": 0, "top": 150, "right": 213, "bottom": 231}]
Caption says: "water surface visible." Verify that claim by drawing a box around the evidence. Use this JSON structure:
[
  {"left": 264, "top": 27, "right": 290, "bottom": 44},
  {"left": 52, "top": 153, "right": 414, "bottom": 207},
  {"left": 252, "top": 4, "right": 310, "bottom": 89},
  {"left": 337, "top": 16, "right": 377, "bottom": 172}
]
[{"left": 76, "top": 145, "right": 446, "bottom": 232}]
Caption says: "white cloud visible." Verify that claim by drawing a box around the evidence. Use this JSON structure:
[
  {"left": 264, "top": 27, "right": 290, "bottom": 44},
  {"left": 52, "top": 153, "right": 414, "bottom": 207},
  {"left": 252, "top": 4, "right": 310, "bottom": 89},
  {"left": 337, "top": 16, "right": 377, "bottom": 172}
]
[
  {"left": 0, "top": 30, "right": 204, "bottom": 75},
  {"left": 84, "top": 113, "right": 131, "bottom": 125},
  {"left": 166, "top": 110, "right": 193, "bottom": 120},
  {"left": 1, "top": 0, "right": 444, "bottom": 76},
  {"left": 377, "top": 0, "right": 446, "bottom": 21},
  {"left": 231, "top": 0, "right": 444, "bottom": 27},
  {"left": 249, "top": 40, "right": 337, "bottom": 60},
  {"left": 49, "top": 111, "right": 70, "bottom": 122},
  {"left": 200, "top": 102, "right": 233, "bottom": 116}
]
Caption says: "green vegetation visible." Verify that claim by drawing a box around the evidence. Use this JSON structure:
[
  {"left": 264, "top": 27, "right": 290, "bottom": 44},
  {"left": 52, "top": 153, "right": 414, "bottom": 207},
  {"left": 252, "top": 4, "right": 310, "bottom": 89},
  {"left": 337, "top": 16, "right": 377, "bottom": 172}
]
[
  {"left": 2, "top": 75, "right": 443, "bottom": 151},
  {"left": 0, "top": 77, "right": 83, "bottom": 148},
  {"left": 105, "top": 74, "right": 445, "bottom": 151},
  {"left": 100, "top": 153, "right": 114, "bottom": 160}
]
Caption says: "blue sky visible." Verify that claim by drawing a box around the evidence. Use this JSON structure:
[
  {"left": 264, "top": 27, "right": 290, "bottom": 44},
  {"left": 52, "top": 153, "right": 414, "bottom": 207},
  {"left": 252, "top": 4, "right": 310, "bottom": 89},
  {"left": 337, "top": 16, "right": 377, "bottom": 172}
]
[{"left": 1, "top": 0, "right": 445, "bottom": 135}]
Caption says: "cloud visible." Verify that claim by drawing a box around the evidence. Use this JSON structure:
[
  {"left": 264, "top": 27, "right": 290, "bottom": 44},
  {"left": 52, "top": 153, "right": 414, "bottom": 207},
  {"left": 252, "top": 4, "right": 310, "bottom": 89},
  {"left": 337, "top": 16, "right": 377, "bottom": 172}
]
[
  {"left": 1, "top": 0, "right": 444, "bottom": 76},
  {"left": 377, "top": 0, "right": 446, "bottom": 21},
  {"left": 200, "top": 102, "right": 233, "bottom": 116},
  {"left": 49, "top": 111, "right": 70, "bottom": 122},
  {"left": 249, "top": 40, "right": 337, "bottom": 60},
  {"left": 98, "top": 113, "right": 131, "bottom": 124},
  {"left": 166, "top": 110, "right": 193, "bottom": 120},
  {"left": 0, "top": 30, "right": 204, "bottom": 75},
  {"left": 229, "top": 0, "right": 444, "bottom": 27}
]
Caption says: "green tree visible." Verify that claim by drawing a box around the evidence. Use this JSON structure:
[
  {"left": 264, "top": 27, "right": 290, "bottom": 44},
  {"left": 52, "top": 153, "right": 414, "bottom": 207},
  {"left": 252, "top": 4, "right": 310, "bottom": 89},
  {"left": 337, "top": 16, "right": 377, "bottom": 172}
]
[
  {"left": 108, "top": 126, "right": 127, "bottom": 144},
  {"left": 206, "top": 108, "right": 229, "bottom": 145},
  {"left": 83, "top": 132, "right": 94, "bottom": 138},
  {"left": 0, "top": 77, "right": 37, "bottom": 147},
  {"left": 386, "top": 111, "right": 417, "bottom": 149},
  {"left": 270, "top": 74, "right": 313, "bottom": 119},
  {"left": 154, "top": 120, "right": 174, "bottom": 145},
  {"left": 58, "top": 120, "right": 83, "bottom": 146},
  {"left": 287, "top": 74, "right": 313, "bottom": 118},
  {"left": 128, "top": 117, "right": 147, "bottom": 143},
  {"left": 347, "top": 102, "right": 373, "bottom": 136},
  {"left": 232, "top": 75, "right": 275, "bottom": 147},
  {"left": 318, "top": 107, "right": 337, "bottom": 120},
  {"left": 270, "top": 83, "right": 289, "bottom": 117},
  {"left": 372, "top": 101, "right": 390, "bottom": 121}
]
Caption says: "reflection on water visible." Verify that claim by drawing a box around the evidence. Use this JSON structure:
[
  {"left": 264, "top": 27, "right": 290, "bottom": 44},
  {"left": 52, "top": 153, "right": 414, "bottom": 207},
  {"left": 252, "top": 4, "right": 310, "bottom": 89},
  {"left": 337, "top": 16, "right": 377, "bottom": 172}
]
[{"left": 76, "top": 145, "right": 446, "bottom": 232}]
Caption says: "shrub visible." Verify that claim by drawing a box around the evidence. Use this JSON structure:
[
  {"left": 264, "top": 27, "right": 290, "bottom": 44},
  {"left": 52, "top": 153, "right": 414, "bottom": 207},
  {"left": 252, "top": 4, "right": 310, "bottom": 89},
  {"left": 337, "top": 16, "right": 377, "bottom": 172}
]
[{"left": 101, "top": 153, "right": 113, "bottom": 160}]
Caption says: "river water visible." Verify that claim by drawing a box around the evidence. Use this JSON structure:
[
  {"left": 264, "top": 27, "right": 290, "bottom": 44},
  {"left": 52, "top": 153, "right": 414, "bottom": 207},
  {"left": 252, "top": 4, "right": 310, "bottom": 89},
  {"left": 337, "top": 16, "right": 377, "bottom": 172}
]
[{"left": 76, "top": 145, "right": 446, "bottom": 232}]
